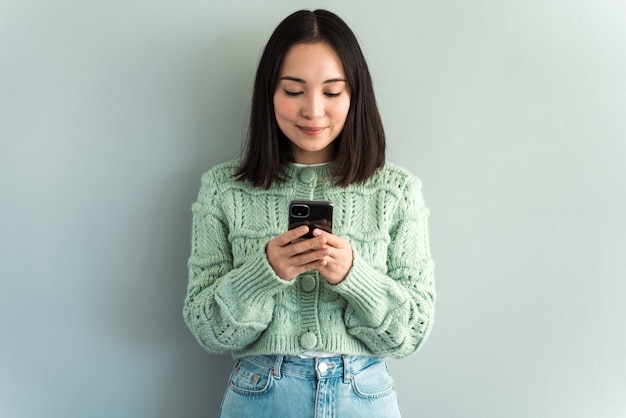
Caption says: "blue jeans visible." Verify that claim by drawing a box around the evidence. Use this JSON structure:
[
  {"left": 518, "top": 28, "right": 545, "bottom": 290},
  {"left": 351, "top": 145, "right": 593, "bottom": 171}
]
[{"left": 218, "top": 354, "right": 402, "bottom": 418}]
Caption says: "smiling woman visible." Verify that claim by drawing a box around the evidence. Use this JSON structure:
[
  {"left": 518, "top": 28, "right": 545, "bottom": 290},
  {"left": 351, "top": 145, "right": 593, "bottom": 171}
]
[
  {"left": 183, "top": 9, "right": 435, "bottom": 418},
  {"left": 234, "top": 9, "right": 387, "bottom": 188},
  {"left": 274, "top": 42, "right": 351, "bottom": 164}
]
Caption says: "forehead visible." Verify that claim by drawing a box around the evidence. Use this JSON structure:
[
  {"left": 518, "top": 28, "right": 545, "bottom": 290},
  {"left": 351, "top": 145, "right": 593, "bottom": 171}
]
[{"left": 278, "top": 42, "right": 346, "bottom": 79}]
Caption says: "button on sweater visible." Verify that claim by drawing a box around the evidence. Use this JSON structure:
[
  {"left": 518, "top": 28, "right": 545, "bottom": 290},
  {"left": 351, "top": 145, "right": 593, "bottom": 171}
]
[{"left": 183, "top": 160, "right": 435, "bottom": 359}]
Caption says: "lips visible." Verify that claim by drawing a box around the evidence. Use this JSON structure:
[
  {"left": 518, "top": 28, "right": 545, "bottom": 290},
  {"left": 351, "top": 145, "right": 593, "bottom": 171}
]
[{"left": 298, "top": 126, "right": 327, "bottom": 136}]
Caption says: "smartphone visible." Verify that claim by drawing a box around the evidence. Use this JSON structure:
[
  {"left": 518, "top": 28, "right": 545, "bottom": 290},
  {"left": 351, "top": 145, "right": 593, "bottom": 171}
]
[{"left": 288, "top": 200, "right": 333, "bottom": 239}]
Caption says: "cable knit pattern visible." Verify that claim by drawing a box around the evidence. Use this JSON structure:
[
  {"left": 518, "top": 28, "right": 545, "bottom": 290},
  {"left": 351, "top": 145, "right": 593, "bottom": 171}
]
[{"left": 184, "top": 160, "right": 435, "bottom": 359}]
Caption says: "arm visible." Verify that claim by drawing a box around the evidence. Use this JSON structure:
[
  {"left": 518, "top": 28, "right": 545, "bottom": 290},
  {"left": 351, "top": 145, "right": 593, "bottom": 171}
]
[
  {"left": 183, "top": 172, "right": 291, "bottom": 353},
  {"left": 333, "top": 175, "right": 436, "bottom": 358}
]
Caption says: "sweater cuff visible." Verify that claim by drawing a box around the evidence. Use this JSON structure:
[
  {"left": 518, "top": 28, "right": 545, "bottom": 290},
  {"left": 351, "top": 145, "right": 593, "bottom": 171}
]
[
  {"left": 215, "top": 248, "right": 293, "bottom": 315},
  {"left": 333, "top": 252, "right": 397, "bottom": 325}
]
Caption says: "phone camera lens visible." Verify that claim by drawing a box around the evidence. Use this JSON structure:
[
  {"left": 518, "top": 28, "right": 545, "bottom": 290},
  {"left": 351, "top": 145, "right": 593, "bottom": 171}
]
[{"left": 291, "top": 204, "right": 309, "bottom": 218}]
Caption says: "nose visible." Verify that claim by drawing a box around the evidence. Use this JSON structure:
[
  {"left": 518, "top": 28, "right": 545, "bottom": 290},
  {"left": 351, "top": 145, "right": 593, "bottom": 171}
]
[{"left": 301, "top": 93, "right": 325, "bottom": 119}]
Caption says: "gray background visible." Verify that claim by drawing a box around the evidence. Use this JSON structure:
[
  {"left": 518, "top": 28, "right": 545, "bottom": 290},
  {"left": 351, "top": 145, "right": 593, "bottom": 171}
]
[{"left": 2, "top": 1, "right": 625, "bottom": 417}]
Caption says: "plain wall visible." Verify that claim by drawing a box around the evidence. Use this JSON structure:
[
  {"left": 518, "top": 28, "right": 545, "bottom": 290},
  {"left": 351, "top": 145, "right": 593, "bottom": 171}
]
[{"left": 1, "top": 1, "right": 625, "bottom": 417}]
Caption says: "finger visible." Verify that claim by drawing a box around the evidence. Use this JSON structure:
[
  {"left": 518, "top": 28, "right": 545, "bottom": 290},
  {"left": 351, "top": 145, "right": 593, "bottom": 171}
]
[
  {"left": 312, "top": 228, "right": 343, "bottom": 248},
  {"left": 267, "top": 250, "right": 320, "bottom": 282},
  {"left": 297, "top": 259, "right": 327, "bottom": 274},
  {"left": 275, "top": 226, "right": 310, "bottom": 246},
  {"left": 292, "top": 247, "right": 330, "bottom": 266},
  {"left": 290, "top": 235, "right": 327, "bottom": 256}
]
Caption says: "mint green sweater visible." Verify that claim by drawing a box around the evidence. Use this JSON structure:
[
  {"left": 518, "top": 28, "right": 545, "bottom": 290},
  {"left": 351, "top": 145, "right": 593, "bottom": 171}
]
[{"left": 183, "top": 160, "right": 435, "bottom": 359}]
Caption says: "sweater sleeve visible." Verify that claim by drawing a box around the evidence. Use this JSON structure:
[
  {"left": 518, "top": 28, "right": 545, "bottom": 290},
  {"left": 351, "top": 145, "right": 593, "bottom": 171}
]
[
  {"left": 333, "top": 175, "right": 435, "bottom": 358},
  {"left": 183, "top": 170, "right": 292, "bottom": 354}
]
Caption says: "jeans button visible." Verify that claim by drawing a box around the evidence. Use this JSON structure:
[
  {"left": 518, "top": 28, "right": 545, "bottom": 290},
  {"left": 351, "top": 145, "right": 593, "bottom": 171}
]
[{"left": 317, "top": 362, "right": 328, "bottom": 373}]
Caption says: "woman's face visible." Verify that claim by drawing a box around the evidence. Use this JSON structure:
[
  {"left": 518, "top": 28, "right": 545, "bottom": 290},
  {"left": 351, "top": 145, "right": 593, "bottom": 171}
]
[{"left": 274, "top": 42, "right": 351, "bottom": 165}]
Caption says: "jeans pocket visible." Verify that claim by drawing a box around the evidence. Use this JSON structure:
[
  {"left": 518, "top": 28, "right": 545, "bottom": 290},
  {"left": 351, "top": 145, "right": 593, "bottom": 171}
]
[
  {"left": 228, "top": 360, "right": 274, "bottom": 396},
  {"left": 350, "top": 360, "right": 396, "bottom": 399}
]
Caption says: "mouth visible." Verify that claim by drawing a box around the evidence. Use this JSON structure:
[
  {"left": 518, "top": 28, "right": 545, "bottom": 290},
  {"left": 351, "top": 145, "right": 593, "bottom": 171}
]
[{"left": 298, "top": 126, "right": 327, "bottom": 136}]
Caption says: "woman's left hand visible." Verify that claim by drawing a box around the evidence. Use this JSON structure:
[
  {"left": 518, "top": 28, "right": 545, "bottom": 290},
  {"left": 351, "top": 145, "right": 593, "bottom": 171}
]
[{"left": 311, "top": 229, "right": 353, "bottom": 285}]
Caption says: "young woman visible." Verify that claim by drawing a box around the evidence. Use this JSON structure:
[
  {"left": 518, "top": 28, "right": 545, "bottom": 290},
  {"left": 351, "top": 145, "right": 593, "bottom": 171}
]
[{"left": 184, "top": 9, "right": 435, "bottom": 417}]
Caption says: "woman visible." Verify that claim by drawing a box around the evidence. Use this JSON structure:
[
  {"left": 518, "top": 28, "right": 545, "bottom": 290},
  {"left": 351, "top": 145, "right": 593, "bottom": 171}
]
[{"left": 184, "top": 9, "right": 435, "bottom": 417}]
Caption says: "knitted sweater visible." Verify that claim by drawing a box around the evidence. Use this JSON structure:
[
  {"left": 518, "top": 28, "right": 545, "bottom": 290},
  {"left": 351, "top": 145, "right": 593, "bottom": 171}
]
[{"left": 183, "top": 160, "right": 435, "bottom": 359}]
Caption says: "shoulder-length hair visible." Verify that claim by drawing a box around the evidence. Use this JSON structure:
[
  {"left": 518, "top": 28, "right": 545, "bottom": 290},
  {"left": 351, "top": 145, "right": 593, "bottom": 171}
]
[{"left": 235, "top": 9, "right": 386, "bottom": 188}]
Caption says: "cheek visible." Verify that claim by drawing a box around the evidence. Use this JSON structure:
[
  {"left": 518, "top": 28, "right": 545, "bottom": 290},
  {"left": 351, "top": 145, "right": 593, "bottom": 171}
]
[
  {"left": 274, "top": 96, "right": 297, "bottom": 121},
  {"left": 332, "top": 98, "right": 351, "bottom": 124}
]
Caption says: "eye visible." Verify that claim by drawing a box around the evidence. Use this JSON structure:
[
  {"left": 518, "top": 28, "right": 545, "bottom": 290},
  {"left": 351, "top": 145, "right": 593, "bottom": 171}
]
[
  {"left": 324, "top": 92, "right": 342, "bottom": 98},
  {"left": 284, "top": 90, "right": 303, "bottom": 97}
]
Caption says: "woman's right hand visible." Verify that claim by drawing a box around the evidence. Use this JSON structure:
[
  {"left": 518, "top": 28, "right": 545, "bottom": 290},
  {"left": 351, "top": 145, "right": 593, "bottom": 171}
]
[{"left": 265, "top": 226, "right": 330, "bottom": 281}]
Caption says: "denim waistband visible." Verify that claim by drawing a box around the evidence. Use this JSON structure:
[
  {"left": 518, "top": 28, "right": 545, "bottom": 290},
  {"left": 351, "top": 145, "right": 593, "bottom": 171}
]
[{"left": 237, "top": 354, "right": 384, "bottom": 383}]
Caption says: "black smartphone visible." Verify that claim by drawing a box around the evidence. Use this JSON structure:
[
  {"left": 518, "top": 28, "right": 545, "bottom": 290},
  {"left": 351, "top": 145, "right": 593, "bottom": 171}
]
[{"left": 288, "top": 200, "right": 333, "bottom": 239}]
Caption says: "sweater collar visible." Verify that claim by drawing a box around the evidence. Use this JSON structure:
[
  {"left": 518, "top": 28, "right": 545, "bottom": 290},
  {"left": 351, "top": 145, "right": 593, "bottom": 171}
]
[{"left": 285, "top": 162, "right": 334, "bottom": 179}]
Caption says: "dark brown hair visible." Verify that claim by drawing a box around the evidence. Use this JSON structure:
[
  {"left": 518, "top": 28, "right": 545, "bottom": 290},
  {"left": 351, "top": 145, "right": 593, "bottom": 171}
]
[{"left": 235, "top": 9, "right": 386, "bottom": 188}]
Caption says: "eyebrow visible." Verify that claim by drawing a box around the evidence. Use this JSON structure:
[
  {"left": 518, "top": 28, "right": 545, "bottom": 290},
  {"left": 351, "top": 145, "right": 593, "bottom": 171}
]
[{"left": 279, "top": 76, "right": 347, "bottom": 84}]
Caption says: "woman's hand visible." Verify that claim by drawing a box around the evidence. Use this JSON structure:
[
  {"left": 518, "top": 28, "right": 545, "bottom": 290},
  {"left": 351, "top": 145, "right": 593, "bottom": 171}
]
[
  {"left": 266, "top": 226, "right": 331, "bottom": 281},
  {"left": 311, "top": 228, "right": 353, "bottom": 285},
  {"left": 265, "top": 226, "right": 353, "bottom": 284}
]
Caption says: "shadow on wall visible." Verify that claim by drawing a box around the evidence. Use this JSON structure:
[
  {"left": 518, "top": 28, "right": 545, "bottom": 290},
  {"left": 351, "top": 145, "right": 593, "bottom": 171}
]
[
  {"left": 158, "top": 31, "right": 262, "bottom": 416},
  {"left": 97, "top": 167, "right": 235, "bottom": 416},
  {"left": 101, "top": 30, "right": 261, "bottom": 417}
]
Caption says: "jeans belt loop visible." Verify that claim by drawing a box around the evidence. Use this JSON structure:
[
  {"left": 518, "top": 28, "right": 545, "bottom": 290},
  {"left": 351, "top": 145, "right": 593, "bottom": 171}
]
[
  {"left": 272, "top": 355, "right": 284, "bottom": 379},
  {"left": 342, "top": 355, "right": 351, "bottom": 383}
]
